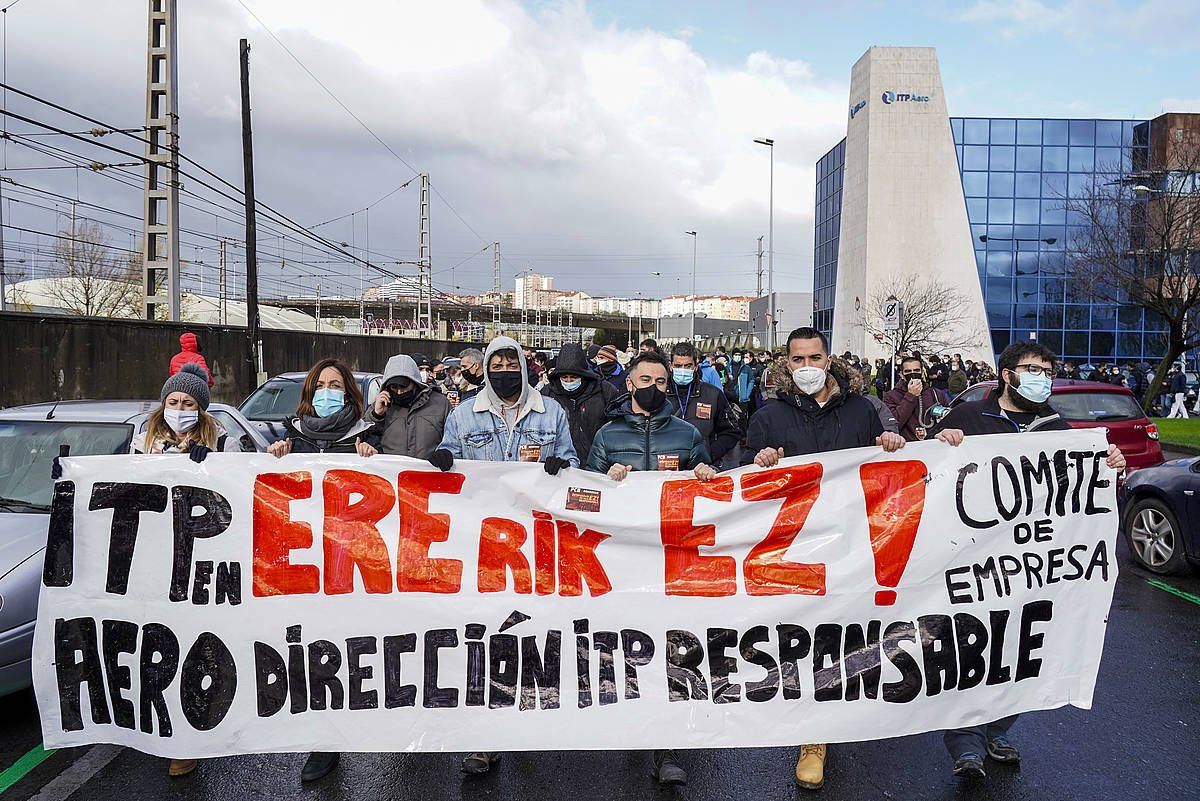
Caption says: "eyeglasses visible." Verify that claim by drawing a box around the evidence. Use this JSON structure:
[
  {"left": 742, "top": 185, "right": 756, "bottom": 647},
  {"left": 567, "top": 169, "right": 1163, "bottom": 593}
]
[{"left": 1013, "top": 363, "right": 1057, "bottom": 377}]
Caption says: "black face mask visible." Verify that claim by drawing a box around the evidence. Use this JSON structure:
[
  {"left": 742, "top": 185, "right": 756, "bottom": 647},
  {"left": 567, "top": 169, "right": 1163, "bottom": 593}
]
[
  {"left": 597, "top": 360, "right": 618, "bottom": 376},
  {"left": 386, "top": 381, "right": 416, "bottom": 406},
  {"left": 488, "top": 370, "right": 524, "bottom": 401},
  {"left": 633, "top": 384, "right": 667, "bottom": 414},
  {"left": 462, "top": 369, "right": 484, "bottom": 386}
]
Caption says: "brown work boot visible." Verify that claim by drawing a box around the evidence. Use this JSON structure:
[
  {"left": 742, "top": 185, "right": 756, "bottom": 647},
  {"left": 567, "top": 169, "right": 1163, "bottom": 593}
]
[
  {"left": 794, "top": 743, "right": 827, "bottom": 790},
  {"left": 168, "top": 758, "right": 198, "bottom": 777}
]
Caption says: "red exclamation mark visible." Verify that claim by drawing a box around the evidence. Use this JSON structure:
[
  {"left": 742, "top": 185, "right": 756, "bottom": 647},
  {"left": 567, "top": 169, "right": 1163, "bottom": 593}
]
[{"left": 859, "top": 461, "right": 927, "bottom": 605}]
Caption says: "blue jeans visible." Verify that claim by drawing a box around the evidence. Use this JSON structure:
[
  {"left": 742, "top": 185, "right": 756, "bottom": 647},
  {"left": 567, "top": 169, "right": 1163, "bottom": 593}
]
[{"left": 943, "top": 714, "right": 1018, "bottom": 759}]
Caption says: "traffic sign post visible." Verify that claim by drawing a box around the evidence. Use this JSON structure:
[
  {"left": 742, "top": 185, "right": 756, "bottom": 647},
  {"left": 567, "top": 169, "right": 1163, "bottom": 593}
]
[{"left": 884, "top": 296, "right": 904, "bottom": 390}]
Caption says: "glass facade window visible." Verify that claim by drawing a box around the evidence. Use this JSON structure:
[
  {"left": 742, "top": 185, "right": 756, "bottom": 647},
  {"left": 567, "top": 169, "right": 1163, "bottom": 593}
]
[{"left": 813, "top": 116, "right": 1153, "bottom": 365}]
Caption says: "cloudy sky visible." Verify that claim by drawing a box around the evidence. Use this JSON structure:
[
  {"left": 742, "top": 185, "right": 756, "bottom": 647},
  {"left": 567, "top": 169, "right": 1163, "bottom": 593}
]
[{"left": 2, "top": 0, "right": 1197, "bottom": 302}]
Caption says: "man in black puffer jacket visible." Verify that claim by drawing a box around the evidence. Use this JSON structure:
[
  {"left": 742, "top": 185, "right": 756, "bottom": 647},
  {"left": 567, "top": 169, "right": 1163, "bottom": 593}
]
[
  {"left": 541, "top": 342, "right": 619, "bottom": 460},
  {"left": 740, "top": 327, "right": 906, "bottom": 793},
  {"left": 585, "top": 352, "right": 714, "bottom": 479}
]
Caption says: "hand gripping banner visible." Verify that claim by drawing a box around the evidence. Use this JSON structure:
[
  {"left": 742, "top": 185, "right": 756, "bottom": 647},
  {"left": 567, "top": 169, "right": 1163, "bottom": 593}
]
[{"left": 33, "top": 429, "right": 1118, "bottom": 757}]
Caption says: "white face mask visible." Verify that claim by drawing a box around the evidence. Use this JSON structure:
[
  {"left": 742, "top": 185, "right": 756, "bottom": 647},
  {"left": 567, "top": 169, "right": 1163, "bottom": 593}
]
[
  {"left": 792, "top": 366, "right": 827, "bottom": 395},
  {"left": 164, "top": 408, "right": 198, "bottom": 434}
]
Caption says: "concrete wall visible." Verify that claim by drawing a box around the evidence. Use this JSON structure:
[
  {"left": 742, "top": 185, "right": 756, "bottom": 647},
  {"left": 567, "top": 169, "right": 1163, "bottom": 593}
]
[
  {"left": 830, "top": 47, "right": 992, "bottom": 364},
  {"left": 0, "top": 312, "right": 482, "bottom": 409}
]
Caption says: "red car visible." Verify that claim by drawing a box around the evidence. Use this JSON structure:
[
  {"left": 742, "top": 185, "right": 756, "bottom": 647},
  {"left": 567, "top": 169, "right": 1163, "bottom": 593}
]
[{"left": 949, "top": 378, "right": 1163, "bottom": 471}]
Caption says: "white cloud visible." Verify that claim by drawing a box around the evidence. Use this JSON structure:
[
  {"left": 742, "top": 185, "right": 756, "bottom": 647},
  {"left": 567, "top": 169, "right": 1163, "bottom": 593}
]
[{"left": 2, "top": 0, "right": 851, "bottom": 299}]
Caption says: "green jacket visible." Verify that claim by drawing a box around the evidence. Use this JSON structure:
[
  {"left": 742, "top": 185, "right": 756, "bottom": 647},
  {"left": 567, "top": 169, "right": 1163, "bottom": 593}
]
[{"left": 586, "top": 395, "right": 711, "bottom": 473}]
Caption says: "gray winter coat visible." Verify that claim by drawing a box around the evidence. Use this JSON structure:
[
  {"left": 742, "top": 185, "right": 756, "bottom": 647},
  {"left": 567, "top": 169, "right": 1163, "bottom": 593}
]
[{"left": 367, "top": 354, "right": 450, "bottom": 458}]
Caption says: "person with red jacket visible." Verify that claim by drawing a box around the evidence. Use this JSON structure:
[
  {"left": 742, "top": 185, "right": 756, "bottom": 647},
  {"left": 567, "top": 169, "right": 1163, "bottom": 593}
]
[{"left": 169, "top": 333, "right": 215, "bottom": 387}]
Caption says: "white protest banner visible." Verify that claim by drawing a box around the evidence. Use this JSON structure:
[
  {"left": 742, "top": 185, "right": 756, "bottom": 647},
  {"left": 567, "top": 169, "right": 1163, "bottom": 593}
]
[{"left": 33, "top": 429, "right": 1118, "bottom": 757}]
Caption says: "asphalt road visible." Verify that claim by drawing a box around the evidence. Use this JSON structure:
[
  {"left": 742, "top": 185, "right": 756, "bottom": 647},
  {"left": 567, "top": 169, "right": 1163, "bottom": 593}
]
[{"left": 3, "top": 521, "right": 1198, "bottom": 800}]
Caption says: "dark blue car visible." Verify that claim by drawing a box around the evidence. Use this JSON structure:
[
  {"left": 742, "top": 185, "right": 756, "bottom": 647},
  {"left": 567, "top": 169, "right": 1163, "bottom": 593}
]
[{"left": 1121, "top": 457, "right": 1200, "bottom": 574}]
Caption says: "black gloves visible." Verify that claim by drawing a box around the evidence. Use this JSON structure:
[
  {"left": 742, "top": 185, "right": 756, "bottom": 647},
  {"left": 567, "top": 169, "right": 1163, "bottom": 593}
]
[
  {"left": 189, "top": 444, "right": 212, "bottom": 463},
  {"left": 543, "top": 456, "right": 571, "bottom": 476},
  {"left": 429, "top": 449, "right": 455, "bottom": 472},
  {"left": 51, "top": 444, "right": 69, "bottom": 480}
]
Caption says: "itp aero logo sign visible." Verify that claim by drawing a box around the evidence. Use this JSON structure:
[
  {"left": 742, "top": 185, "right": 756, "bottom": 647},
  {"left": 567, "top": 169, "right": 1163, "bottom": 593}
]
[
  {"left": 849, "top": 99, "right": 867, "bottom": 119},
  {"left": 881, "top": 90, "right": 930, "bottom": 104}
]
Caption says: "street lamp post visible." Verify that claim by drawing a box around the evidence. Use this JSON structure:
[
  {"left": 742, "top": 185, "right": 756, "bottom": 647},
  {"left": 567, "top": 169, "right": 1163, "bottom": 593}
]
[
  {"left": 685, "top": 230, "right": 697, "bottom": 341},
  {"left": 754, "top": 137, "right": 775, "bottom": 348}
]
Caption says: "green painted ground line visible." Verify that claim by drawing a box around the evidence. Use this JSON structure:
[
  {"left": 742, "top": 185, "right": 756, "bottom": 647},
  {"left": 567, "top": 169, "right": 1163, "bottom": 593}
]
[
  {"left": 0, "top": 744, "right": 56, "bottom": 794},
  {"left": 1146, "top": 578, "right": 1200, "bottom": 607}
]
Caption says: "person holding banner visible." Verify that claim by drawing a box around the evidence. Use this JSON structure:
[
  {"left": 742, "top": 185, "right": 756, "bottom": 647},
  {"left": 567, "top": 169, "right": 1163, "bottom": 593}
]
[
  {"left": 266, "top": 358, "right": 380, "bottom": 461},
  {"left": 131, "top": 364, "right": 239, "bottom": 460},
  {"left": 264, "top": 357, "right": 379, "bottom": 782},
  {"left": 583, "top": 350, "right": 716, "bottom": 786},
  {"left": 541, "top": 342, "right": 620, "bottom": 461},
  {"left": 929, "top": 340, "right": 1127, "bottom": 781},
  {"left": 428, "top": 335, "right": 578, "bottom": 775},
  {"left": 129, "top": 363, "right": 233, "bottom": 778},
  {"left": 743, "top": 326, "right": 907, "bottom": 791}
]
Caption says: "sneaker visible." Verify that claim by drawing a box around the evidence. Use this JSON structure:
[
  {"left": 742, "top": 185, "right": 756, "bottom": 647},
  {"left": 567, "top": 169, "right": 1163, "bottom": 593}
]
[
  {"left": 986, "top": 736, "right": 1020, "bottom": 764},
  {"left": 461, "top": 752, "right": 501, "bottom": 775},
  {"left": 300, "top": 752, "right": 339, "bottom": 782},
  {"left": 952, "top": 753, "right": 986, "bottom": 780},
  {"left": 652, "top": 750, "right": 687, "bottom": 786},
  {"left": 794, "top": 743, "right": 827, "bottom": 790}
]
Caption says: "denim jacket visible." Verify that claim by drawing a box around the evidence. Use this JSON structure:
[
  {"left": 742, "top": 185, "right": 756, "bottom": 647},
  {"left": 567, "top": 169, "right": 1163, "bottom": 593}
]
[{"left": 438, "top": 389, "right": 579, "bottom": 465}]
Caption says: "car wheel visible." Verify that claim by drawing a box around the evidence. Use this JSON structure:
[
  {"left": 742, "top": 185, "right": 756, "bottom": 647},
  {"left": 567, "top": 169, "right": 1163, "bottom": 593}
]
[{"left": 1125, "top": 497, "right": 1189, "bottom": 575}]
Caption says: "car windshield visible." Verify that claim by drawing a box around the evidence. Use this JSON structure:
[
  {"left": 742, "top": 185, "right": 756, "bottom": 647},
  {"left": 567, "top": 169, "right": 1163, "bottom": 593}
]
[
  {"left": 1049, "top": 392, "right": 1145, "bottom": 422},
  {"left": 239, "top": 379, "right": 302, "bottom": 422},
  {"left": 0, "top": 421, "right": 133, "bottom": 512}
]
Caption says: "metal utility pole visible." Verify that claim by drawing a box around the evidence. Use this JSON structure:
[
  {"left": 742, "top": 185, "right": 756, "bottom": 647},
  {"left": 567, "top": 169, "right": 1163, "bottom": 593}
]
[
  {"left": 492, "top": 242, "right": 501, "bottom": 331},
  {"left": 417, "top": 173, "right": 432, "bottom": 337},
  {"left": 755, "top": 235, "right": 764, "bottom": 297},
  {"left": 218, "top": 238, "right": 228, "bottom": 325},
  {"left": 0, "top": 180, "right": 7, "bottom": 312},
  {"left": 141, "top": 0, "right": 181, "bottom": 321},
  {"left": 240, "top": 38, "right": 263, "bottom": 388},
  {"left": 315, "top": 283, "right": 321, "bottom": 333},
  {"left": 685, "top": 230, "right": 697, "bottom": 340},
  {"left": 754, "top": 137, "right": 775, "bottom": 347}
]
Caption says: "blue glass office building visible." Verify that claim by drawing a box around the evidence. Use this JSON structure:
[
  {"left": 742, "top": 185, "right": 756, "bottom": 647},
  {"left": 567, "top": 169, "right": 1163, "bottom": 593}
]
[{"left": 814, "top": 117, "right": 1167, "bottom": 363}]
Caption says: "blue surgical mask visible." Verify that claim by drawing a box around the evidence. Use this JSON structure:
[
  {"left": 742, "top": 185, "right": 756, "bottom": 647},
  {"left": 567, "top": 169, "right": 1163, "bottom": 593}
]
[
  {"left": 1014, "top": 372, "right": 1052, "bottom": 404},
  {"left": 672, "top": 367, "right": 695, "bottom": 386},
  {"left": 312, "top": 388, "right": 346, "bottom": 417},
  {"left": 560, "top": 378, "right": 582, "bottom": 393}
]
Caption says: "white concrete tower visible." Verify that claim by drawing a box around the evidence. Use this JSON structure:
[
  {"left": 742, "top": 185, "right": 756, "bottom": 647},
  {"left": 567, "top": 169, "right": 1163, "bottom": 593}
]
[{"left": 831, "top": 46, "right": 992, "bottom": 362}]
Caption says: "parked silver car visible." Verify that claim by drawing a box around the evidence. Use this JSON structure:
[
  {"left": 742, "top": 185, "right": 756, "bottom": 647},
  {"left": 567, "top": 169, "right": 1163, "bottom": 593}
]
[{"left": 0, "top": 399, "right": 266, "bottom": 697}]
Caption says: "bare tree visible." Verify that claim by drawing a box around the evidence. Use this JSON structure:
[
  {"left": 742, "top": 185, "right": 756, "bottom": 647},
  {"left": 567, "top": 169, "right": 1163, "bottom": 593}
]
[
  {"left": 42, "top": 220, "right": 141, "bottom": 318},
  {"left": 1061, "top": 126, "right": 1200, "bottom": 411},
  {"left": 859, "top": 272, "right": 985, "bottom": 355}
]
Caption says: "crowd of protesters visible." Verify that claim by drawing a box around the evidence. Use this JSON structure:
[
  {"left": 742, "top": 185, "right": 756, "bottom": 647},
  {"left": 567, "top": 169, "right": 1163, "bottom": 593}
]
[{"left": 123, "top": 329, "right": 1128, "bottom": 789}]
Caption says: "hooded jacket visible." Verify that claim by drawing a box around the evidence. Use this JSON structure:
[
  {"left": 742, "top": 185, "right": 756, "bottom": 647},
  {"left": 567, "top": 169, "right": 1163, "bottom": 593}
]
[
  {"left": 168, "top": 333, "right": 214, "bottom": 387},
  {"left": 742, "top": 367, "right": 884, "bottom": 464},
  {"left": 586, "top": 394, "right": 710, "bottom": 474},
  {"left": 665, "top": 374, "right": 742, "bottom": 463},
  {"left": 367, "top": 354, "right": 450, "bottom": 458},
  {"left": 541, "top": 343, "right": 618, "bottom": 460},
  {"left": 438, "top": 336, "right": 578, "bottom": 465}
]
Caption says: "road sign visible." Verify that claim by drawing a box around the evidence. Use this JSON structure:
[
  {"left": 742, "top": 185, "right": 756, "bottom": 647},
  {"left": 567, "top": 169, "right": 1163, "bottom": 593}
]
[{"left": 883, "top": 298, "right": 903, "bottom": 331}]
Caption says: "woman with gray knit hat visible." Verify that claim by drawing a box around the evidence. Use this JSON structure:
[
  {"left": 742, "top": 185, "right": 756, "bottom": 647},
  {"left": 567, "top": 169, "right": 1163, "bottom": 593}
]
[
  {"left": 130, "top": 364, "right": 236, "bottom": 778},
  {"left": 132, "top": 363, "right": 239, "bottom": 460}
]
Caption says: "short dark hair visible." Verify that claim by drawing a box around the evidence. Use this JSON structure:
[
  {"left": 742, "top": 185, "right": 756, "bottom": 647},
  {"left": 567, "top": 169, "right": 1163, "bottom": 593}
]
[
  {"left": 488, "top": 347, "right": 521, "bottom": 367},
  {"left": 640, "top": 338, "right": 658, "bottom": 349},
  {"left": 900, "top": 356, "right": 923, "bottom": 371},
  {"left": 997, "top": 341, "right": 1057, "bottom": 376},
  {"left": 670, "top": 341, "right": 698, "bottom": 362},
  {"left": 786, "top": 327, "right": 829, "bottom": 354},
  {"left": 629, "top": 350, "right": 670, "bottom": 374}
]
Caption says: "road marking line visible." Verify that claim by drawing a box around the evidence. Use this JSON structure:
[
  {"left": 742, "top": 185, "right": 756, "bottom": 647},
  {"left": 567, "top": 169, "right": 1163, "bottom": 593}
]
[
  {"left": 1146, "top": 578, "right": 1200, "bottom": 606},
  {"left": 0, "top": 744, "right": 55, "bottom": 794},
  {"left": 26, "top": 745, "right": 123, "bottom": 801}
]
